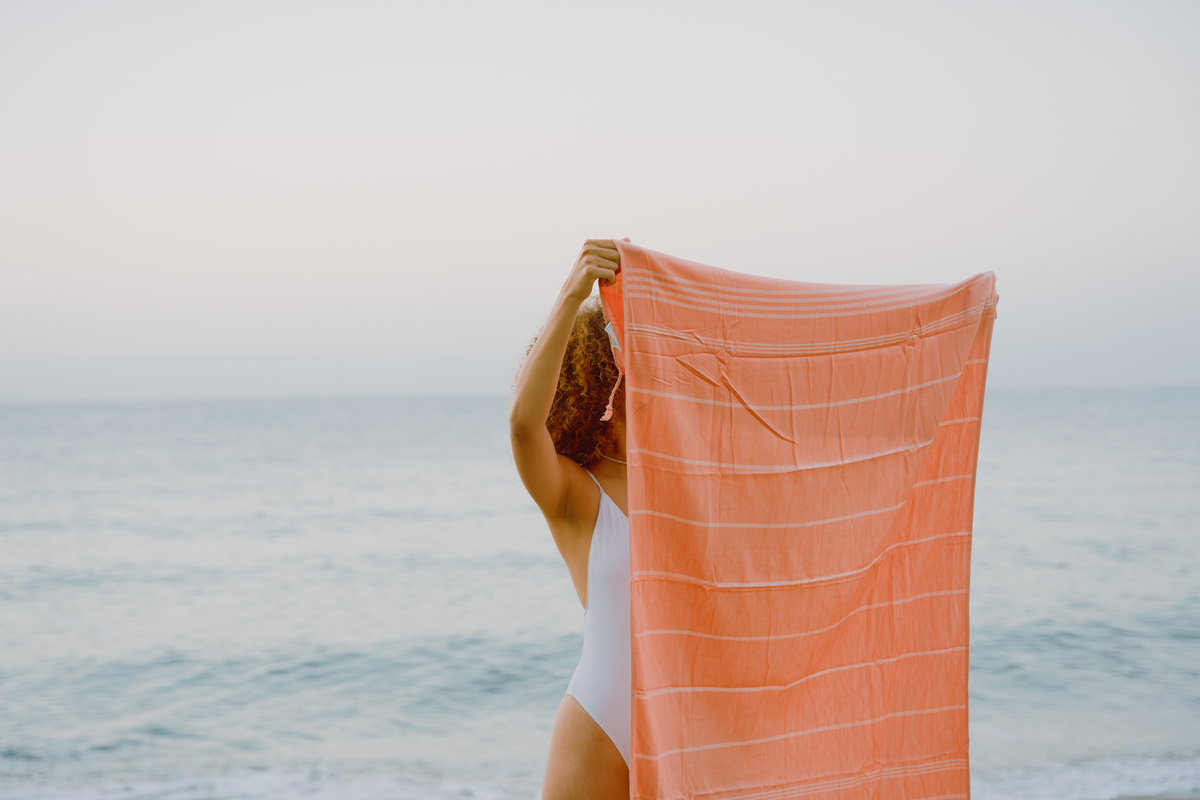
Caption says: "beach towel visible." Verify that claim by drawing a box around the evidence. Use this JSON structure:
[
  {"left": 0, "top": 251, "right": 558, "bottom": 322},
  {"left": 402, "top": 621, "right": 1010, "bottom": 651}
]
[{"left": 597, "top": 241, "right": 999, "bottom": 800}]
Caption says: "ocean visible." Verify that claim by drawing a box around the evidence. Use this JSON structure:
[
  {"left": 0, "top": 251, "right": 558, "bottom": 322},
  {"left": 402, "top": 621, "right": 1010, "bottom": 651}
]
[{"left": 1, "top": 388, "right": 1197, "bottom": 799}]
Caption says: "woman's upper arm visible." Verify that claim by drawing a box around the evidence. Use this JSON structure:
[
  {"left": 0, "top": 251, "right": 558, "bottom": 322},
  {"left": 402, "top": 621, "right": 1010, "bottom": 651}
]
[{"left": 509, "top": 421, "right": 591, "bottom": 526}]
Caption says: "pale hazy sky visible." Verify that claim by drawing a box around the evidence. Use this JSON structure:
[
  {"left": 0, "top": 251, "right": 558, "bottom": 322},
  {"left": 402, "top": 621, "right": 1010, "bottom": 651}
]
[{"left": 1, "top": 1, "right": 1197, "bottom": 400}]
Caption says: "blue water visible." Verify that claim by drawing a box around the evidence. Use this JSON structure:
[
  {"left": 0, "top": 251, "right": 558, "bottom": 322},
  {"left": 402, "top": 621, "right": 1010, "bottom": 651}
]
[{"left": 0, "top": 389, "right": 1197, "bottom": 800}]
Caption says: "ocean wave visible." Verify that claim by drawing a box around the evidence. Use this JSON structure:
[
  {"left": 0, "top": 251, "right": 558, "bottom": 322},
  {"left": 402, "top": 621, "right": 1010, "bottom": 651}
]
[{"left": 972, "top": 753, "right": 1200, "bottom": 800}]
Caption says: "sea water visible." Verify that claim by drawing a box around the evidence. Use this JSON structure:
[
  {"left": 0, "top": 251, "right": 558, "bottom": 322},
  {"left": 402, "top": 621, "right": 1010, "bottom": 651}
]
[{"left": 0, "top": 388, "right": 1197, "bottom": 800}]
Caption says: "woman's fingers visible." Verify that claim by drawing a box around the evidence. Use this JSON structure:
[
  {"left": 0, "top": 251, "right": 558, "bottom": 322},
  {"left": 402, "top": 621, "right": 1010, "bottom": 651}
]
[
  {"left": 589, "top": 266, "right": 618, "bottom": 286},
  {"left": 583, "top": 254, "right": 620, "bottom": 271},
  {"left": 581, "top": 245, "right": 620, "bottom": 263}
]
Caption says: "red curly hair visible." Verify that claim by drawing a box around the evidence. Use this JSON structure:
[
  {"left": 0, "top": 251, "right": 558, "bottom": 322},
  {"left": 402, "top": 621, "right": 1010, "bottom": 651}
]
[{"left": 517, "top": 296, "right": 625, "bottom": 465}]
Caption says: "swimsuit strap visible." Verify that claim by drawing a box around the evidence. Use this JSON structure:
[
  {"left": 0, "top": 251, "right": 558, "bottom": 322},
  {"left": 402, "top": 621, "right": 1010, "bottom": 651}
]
[
  {"left": 585, "top": 469, "right": 615, "bottom": 512},
  {"left": 584, "top": 469, "right": 629, "bottom": 522}
]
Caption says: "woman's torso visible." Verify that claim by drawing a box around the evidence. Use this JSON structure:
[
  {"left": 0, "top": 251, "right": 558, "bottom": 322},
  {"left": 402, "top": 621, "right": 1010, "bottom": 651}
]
[{"left": 561, "top": 467, "right": 628, "bottom": 610}]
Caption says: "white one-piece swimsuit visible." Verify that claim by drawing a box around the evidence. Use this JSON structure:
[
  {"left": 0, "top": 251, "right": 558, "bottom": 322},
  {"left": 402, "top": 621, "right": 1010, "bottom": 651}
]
[{"left": 564, "top": 469, "right": 631, "bottom": 767}]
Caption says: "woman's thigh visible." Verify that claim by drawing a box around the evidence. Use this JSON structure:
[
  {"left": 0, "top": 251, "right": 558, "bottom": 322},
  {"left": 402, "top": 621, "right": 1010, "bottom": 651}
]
[{"left": 542, "top": 694, "right": 629, "bottom": 800}]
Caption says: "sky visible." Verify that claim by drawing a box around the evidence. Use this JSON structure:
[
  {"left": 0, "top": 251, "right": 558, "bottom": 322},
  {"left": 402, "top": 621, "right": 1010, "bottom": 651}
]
[{"left": 1, "top": 0, "right": 1197, "bottom": 400}]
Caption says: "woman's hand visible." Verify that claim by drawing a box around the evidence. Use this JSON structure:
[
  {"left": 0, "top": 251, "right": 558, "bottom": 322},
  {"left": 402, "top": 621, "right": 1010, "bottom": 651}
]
[{"left": 560, "top": 238, "right": 627, "bottom": 303}]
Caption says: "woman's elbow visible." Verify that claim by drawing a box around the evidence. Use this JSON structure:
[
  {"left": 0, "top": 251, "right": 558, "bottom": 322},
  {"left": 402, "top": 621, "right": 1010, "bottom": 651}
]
[{"left": 508, "top": 406, "right": 542, "bottom": 442}]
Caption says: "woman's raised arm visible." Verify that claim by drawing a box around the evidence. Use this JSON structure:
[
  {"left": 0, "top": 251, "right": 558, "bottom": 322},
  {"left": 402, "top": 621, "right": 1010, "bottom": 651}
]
[{"left": 509, "top": 238, "right": 621, "bottom": 523}]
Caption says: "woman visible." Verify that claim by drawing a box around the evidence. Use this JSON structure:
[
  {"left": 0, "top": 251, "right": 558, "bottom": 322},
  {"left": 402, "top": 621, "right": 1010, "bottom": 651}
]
[{"left": 509, "top": 238, "right": 632, "bottom": 799}]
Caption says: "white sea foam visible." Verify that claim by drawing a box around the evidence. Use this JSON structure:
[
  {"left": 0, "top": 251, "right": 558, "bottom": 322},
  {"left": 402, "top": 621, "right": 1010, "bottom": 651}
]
[
  {"left": 0, "top": 766, "right": 521, "bottom": 800},
  {"left": 972, "top": 754, "right": 1200, "bottom": 800},
  {"left": 3, "top": 755, "right": 1200, "bottom": 800}
]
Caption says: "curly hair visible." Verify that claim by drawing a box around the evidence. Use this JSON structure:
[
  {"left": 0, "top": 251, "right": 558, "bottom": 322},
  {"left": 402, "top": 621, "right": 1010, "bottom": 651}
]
[{"left": 516, "top": 296, "right": 625, "bottom": 465}]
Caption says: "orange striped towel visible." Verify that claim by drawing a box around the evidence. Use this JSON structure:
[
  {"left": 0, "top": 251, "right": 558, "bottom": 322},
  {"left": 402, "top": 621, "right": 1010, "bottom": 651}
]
[{"left": 598, "top": 241, "right": 999, "bottom": 800}]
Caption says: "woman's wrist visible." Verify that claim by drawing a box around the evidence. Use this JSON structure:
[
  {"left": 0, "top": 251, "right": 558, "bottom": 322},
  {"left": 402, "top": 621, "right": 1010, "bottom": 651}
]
[{"left": 557, "top": 282, "right": 591, "bottom": 308}]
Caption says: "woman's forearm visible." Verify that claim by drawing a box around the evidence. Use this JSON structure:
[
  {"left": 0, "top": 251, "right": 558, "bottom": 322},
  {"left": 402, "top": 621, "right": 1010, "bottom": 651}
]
[{"left": 509, "top": 287, "right": 585, "bottom": 438}]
